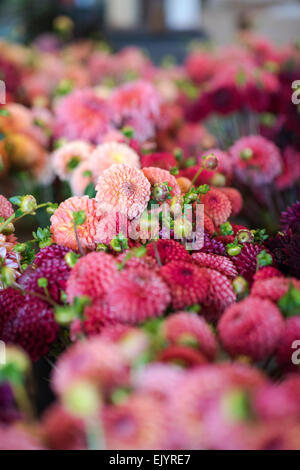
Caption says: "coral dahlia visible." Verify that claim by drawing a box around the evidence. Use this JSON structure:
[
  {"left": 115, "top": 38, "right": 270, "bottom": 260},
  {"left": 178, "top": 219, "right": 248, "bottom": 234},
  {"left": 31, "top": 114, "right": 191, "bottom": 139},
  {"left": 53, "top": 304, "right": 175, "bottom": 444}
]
[{"left": 201, "top": 188, "right": 232, "bottom": 226}]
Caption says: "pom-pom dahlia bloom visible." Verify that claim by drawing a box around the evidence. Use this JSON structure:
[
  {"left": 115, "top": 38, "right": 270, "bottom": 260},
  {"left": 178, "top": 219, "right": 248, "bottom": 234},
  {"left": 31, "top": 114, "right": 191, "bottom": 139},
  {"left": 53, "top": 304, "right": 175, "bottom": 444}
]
[
  {"left": 142, "top": 167, "right": 181, "bottom": 200},
  {"left": 66, "top": 251, "right": 117, "bottom": 303},
  {"left": 160, "top": 261, "right": 208, "bottom": 310},
  {"left": 51, "top": 140, "right": 92, "bottom": 181},
  {"left": 50, "top": 196, "right": 99, "bottom": 251},
  {"left": 90, "top": 142, "right": 140, "bottom": 179},
  {"left": 230, "top": 136, "right": 282, "bottom": 186},
  {"left": 70, "top": 160, "right": 94, "bottom": 196},
  {"left": 201, "top": 189, "right": 232, "bottom": 226},
  {"left": 146, "top": 239, "right": 190, "bottom": 265},
  {"left": 192, "top": 252, "right": 238, "bottom": 279},
  {"left": 199, "top": 268, "right": 236, "bottom": 322},
  {"left": 218, "top": 296, "right": 284, "bottom": 361},
  {"left": 95, "top": 164, "right": 151, "bottom": 219},
  {"left": 107, "top": 265, "right": 171, "bottom": 324}
]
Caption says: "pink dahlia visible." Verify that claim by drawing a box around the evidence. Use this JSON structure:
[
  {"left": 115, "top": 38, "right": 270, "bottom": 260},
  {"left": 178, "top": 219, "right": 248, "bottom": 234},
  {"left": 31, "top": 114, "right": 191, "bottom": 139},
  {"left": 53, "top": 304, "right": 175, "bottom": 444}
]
[
  {"left": 218, "top": 296, "right": 284, "bottom": 361},
  {"left": 103, "top": 394, "right": 170, "bottom": 450},
  {"left": 107, "top": 265, "right": 171, "bottom": 324},
  {"left": 0, "top": 195, "right": 13, "bottom": 220},
  {"left": 142, "top": 167, "right": 181, "bottom": 200},
  {"left": 230, "top": 135, "right": 282, "bottom": 186},
  {"left": 160, "top": 261, "right": 208, "bottom": 310},
  {"left": 232, "top": 243, "right": 272, "bottom": 284},
  {"left": 1, "top": 295, "right": 58, "bottom": 361},
  {"left": 90, "top": 142, "right": 140, "bottom": 179},
  {"left": 51, "top": 140, "right": 92, "bottom": 181},
  {"left": 146, "top": 239, "right": 190, "bottom": 265},
  {"left": 133, "top": 363, "right": 184, "bottom": 402},
  {"left": 192, "top": 252, "right": 238, "bottom": 279},
  {"left": 50, "top": 196, "right": 100, "bottom": 252},
  {"left": 217, "top": 187, "right": 243, "bottom": 216},
  {"left": 201, "top": 188, "right": 232, "bottom": 226},
  {"left": 66, "top": 251, "right": 117, "bottom": 303},
  {"left": 110, "top": 80, "right": 161, "bottom": 124},
  {"left": 163, "top": 312, "right": 218, "bottom": 361},
  {"left": 251, "top": 276, "right": 300, "bottom": 302},
  {"left": 0, "top": 426, "right": 44, "bottom": 450},
  {"left": 70, "top": 160, "right": 93, "bottom": 196},
  {"left": 52, "top": 336, "right": 128, "bottom": 395},
  {"left": 199, "top": 267, "right": 236, "bottom": 322},
  {"left": 95, "top": 164, "right": 151, "bottom": 219},
  {"left": 54, "top": 88, "right": 113, "bottom": 144}
]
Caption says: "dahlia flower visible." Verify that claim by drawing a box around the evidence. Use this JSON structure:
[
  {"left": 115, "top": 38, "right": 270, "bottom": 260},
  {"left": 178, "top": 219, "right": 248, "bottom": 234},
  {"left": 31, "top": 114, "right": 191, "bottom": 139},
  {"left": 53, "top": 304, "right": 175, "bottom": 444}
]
[
  {"left": 230, "top": 136, "right": 282, "bottom": 186},
  {"left": 160, "top": 261, "right": 208, "bottom": 310},
  {"left": 66, "top": 251, "right": 117, "bottom": 303},
  {"left": 91, "top": 142, "right": 140, "bottom": 179},
  {"left": 50, "top": 196, "right": 99, "bottom": 252},
  {"left": 0, "top": 195, "right": 13, "bottom": 220},
  {"left": 142, "top": 167, "right": 181, "bottom": 200},
  {"left": 70, "top": 160, "right": 94, "bottom": 196},
  {"left": 201, "top": 188, "right": 232, "bottom": 226},
  {"left": 146, "top": 239, "right": 190, "bottom": 265},
  {"left": 107, "top": 265, "right": 171, "bottom": 324},
  {"left": 54, "top": 88, "right": 113, "bottom": 143},
  {"left": 192, "top": 252, "right": 238, "bottom": 279},
  {"left": 218, "top": 296, "right": 284, "bottom": 361},
  {"left": 95, "top": 164, "right": 151, "bottom": 219}
]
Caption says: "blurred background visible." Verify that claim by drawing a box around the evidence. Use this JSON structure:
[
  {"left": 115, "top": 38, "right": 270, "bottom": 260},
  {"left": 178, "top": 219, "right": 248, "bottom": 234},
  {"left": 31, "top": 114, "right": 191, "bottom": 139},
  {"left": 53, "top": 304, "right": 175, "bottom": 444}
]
[{"left": 0, "top": 0, "right": 299, "bottom": 62}]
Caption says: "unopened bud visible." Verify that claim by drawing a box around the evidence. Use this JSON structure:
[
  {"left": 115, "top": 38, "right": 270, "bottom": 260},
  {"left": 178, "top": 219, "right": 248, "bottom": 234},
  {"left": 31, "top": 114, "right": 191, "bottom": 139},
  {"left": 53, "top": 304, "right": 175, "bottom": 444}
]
[
  {"left": 240, "top": 148, "right": 253, "bottom": 161},
  {"left": 202, "top": 153, "right": 219, "bottom": 170},
  {"left": 1, "top": 266, "right": 16, "bottom": 286},
  {"left": 233, "top": 276, "right": 248, "bottom": 296},
  {"left": 20, "top": 195, "right": 37, "bottom": 213},
  {"left": 236, "top": 229, "right": 254, "bottom": 244},
  {"left": 152, "top": 183, "right": 170, "bottom": 202},
  {"left": 0, "top": 222, "right": 15, "bottom": 235}
]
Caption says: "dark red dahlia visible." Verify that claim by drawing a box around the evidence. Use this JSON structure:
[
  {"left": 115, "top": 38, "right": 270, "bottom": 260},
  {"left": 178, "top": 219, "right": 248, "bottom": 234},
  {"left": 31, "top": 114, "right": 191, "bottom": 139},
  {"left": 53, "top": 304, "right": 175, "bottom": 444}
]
[
  {"left": 209, "top": 85, "right": 242, "bottom": 115},
  {"left": 160, "top": 261, "right": 208, "bottom": 310},
  {"left": 232, "top": 243, "right": 272, "bottom": 284},
  {"left": 280, "top": 201, "right": 300, "bottom": 235},
  {"left": 1, "top": 296, "right": 58, "bottom": 361},
  {"left": 266, "top": 232, "right": 300, "bottom": 279},
  {"left": 18, "top": 257, "right": 71, "bottom": 304},
  {"left": 0, "top": 57, "right": 21, "bottom": 94},
  {"left": 34, "top": 245, "right": 71, "bottom": 267},
  {"left": 146, "top": 239, "right": 190, "bottom": 266},
  {"left": 0, "top": 287, "right": 24, "bottom": 331},
  {"left": 200, "top": 232, "right": 226, "bottom": 256},
  {"left": 141, "top": 152, "right": 177, "bottom": 171}
]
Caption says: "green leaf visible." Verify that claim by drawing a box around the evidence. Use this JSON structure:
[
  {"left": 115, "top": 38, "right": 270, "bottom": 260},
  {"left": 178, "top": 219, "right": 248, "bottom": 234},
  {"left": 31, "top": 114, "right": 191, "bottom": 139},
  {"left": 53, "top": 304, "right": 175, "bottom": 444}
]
[
  {"left": 84, "top": 182, "right": 96, "bottom": 198},
  {"left": 278, "top": 284, "right": 300, "bottom": 317}
]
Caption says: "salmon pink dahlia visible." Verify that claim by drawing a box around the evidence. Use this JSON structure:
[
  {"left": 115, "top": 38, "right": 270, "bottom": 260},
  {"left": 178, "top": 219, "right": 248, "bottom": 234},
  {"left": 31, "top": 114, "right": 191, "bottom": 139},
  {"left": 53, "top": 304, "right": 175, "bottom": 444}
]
[
  {"left": 160, "top": 261, "right": 208, "bottom": 310},
  {"left": 54, "top": 88, "right": 113, "bottom": 143},
  {"left": 218, "top": 296, "right": 284, "bottom": 361},
  {"left": 230, "top": 136, "right": 282, "bottom": 186},
  {"left": 50, "top": 196, "right": 99, "bottom": 252},
  {"left": 107, "top": 265, "right": 171, "bottom": 324},
  {"left": 66, "top": 252, "right": 117, "bottom": 303},
  {"left": 217, "top": 187, "right": 243, "bottom": 216},
  {"left": 95, "top": 164, "right": 151, "bottom": 219},
  {"left": 201, "top": 188, "right": 232, "bottom": 227},
  {"left": 90, "top": 142, "right": 140, "bottom": 179},
  {"left": 162, "top": 312, "right": 217, "bottom": 361},
  {"left": 51, "top": 140, "right": 92, "bottom": 181}
]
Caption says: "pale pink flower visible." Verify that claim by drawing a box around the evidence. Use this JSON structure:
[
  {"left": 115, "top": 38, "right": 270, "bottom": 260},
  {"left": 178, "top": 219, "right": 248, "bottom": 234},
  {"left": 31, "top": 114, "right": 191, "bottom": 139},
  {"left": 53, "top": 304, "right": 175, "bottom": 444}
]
[
  {"left": 52, "top": 140, "right": 92, "bottom": 180},
  {"left": 70, "top": 160, "right": 94, "bottom": 196},
  {"left": 90, "top": 142, "right": 140, "bottom": 180}
]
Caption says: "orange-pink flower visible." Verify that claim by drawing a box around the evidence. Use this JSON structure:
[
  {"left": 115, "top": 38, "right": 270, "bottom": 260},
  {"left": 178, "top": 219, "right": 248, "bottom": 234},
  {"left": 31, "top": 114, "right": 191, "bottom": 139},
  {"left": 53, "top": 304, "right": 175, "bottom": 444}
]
[{"left": 50, "top": 196, "right": 99, "bottom": 251}]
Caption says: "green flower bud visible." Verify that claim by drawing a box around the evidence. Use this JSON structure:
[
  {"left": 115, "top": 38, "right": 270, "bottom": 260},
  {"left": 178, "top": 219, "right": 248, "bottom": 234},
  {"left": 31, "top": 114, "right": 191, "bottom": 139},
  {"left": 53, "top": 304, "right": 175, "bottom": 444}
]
[
  {"left": 65, "top": 251, "right": 80, "bottom": 268},
  {"left": 0, "top": 222, "right": 15, "bottom": 235},
  {"left": 20, "top": 195, "right": 37, "bottom": 213},
  {"left": 236, "top": 229, "right": 254, "bottom": 244},
  {"left": 202, "top": 153, "right": 219, "bottom": 170},
  {"left": 227, "top": 245, "right": 242, "bottom": 256},
  {"left": 233, "top": 276, "right": 248, "bottom": 296},
  {"left": 240, "top": 148, "right": 253, "bottom": 161},
  {"left": 37, "top": 277, "right": 48, "bottom": 288}
]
